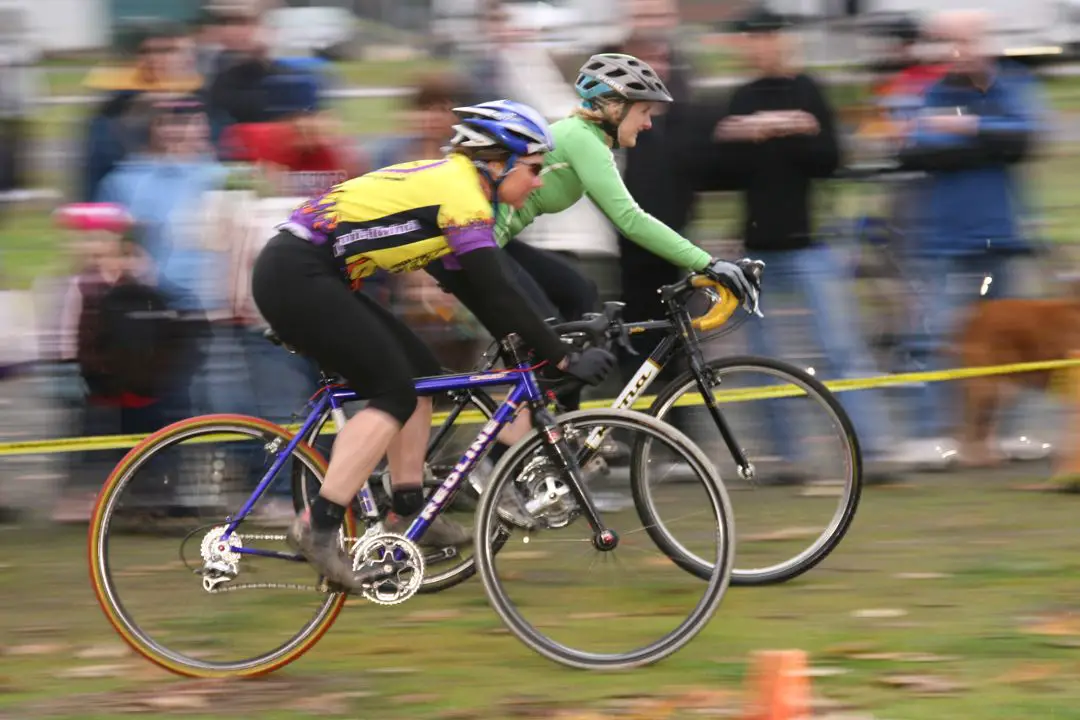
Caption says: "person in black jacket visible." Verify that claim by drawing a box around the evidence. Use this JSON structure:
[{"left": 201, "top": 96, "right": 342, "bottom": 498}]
[
  {"left": 614, "top": 29, "right": 702, "bottom": 375},
  {"left": 707, "top": 6, "right": 902, "bottom": 483}
]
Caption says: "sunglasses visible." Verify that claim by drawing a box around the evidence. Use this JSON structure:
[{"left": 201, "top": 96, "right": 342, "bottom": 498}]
[{"left": 517, "top": 162, "right": 544, "bottom": 177}]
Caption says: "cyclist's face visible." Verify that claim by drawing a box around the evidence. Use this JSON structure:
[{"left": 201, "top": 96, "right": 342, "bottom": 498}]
[
  {"left": 617, "top": 102, "right": 655, "bottom": 148},
  {"left": 496, "top": 155, "right": 546, "bottom": 208}
]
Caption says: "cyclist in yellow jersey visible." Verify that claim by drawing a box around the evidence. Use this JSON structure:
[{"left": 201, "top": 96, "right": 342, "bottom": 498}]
[{"left": 251, "top": 100, "right": 617, "bottom": 592}]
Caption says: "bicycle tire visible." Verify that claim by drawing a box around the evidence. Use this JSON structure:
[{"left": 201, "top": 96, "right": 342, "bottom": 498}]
[
  {"left": 474, "top": 408, "right": 735, "bottom": 670},
  {"left": 637, "top": 355, "right": 862, "bottom": 586},
  {"left": 291, "top": 388, "right": 504, "bottom": 594},
  {"left": 89, "top": 414, "right": 353, "bottom": 678}
]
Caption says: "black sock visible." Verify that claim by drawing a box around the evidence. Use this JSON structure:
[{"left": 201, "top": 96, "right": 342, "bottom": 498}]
[
  {"left": 310, "top": 494, "right": 347, "bottom": 534},
  {"left": 391, "top": 486, "right": 425, "bottom": 517}
]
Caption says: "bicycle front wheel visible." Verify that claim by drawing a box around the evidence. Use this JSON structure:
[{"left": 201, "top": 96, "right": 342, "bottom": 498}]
[
  {"left": 474, "top": 409, "right": 735, "bottom": 670},
  {"left": 638, "top": 355, "right": 862, "bottom": 586}
]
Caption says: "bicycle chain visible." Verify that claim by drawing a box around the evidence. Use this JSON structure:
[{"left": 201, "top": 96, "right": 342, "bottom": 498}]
[{"left": 202, "top": 532, "right": 363, "bottom": 595}]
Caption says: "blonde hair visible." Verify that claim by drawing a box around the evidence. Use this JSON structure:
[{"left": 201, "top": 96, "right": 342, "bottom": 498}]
[
  {"left": 572, "top": 106, "right": 607, "bottom": 124},
  {"left": 573, "top": 96, "right": 627, "bottom": 125}
]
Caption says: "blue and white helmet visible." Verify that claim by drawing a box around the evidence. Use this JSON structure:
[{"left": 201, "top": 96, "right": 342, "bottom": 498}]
[{"left": 449, "top": 100, "right": 555, "bottom": 156}]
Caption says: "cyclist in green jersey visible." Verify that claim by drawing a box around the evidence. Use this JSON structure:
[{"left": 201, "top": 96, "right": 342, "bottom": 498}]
[
  {"left": 427, "top": 53, "right": 762, "bottom": 448},
  {"left": 430, "top": 54, "right": 760, "bottom": 329}
]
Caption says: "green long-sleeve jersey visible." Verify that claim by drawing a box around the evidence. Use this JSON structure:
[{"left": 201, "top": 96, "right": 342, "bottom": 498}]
[{"left": 495, "top": 115, "right": 712, "bottom": 271}]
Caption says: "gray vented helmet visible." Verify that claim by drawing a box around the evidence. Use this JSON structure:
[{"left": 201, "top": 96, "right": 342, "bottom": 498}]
[{"left": 574, "top": 53, "right": 674, "bottom": 105}]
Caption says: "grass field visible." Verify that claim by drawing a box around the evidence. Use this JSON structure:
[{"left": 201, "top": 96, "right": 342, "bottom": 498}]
[{"left": 3, "top": 464, "right": 1080, "bottom": 719}]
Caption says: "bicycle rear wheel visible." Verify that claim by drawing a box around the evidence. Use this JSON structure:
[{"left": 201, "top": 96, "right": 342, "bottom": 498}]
[
  {"left": 474, "top": 409, "right": 735, "bottom": 670},
  {"left": 637, "top": 355, "right": 862, "bottom": 586},
  {"left": 89, "top": 414, "right": 353, "bottom": 678}
]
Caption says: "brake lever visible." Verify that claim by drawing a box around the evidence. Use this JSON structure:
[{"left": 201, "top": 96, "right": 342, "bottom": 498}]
[{"left": 612, "top": 317, "right": 638, "bottom": 357}]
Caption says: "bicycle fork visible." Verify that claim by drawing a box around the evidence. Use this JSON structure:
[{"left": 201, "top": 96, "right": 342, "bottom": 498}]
[
  {"left": 669, "top": 315, "right": 757, "bottom": 482},
  {"left": 532, "top": 404, "right": 619, "bottom": 552}
]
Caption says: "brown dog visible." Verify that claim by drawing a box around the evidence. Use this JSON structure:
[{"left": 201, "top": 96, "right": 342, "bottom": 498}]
[{"left": 953, "top": 293, "right": 1080, "bottom": 466}]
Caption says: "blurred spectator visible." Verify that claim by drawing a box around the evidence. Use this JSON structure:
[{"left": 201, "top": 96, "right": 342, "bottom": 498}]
[
  {"left": 96, "top": 99, "right": 229, "bottom": 320},
  {"left": 191, "top": 8, "right": 226, "bottom": 80},
  {"left": 896, "top": 10, "right": 1048, "bottom": 461},
  {"left": 864, "top": 16, "right": 950, "bottom": 147},
  {"left": 220, "top": 71, "right": 362, "bottom": 196},
  {"left": 205, "top": 2, "right": 283, "bottom": 139},
  {"left": 606, "top": 4, "right": 712, "bottom": 379},
  {"left": 708, "top": 6, "right": 901, "bottom": 482},
  {"left": 462, "top": 1, "right": 517, "bottom": 103},
  {"left": 367, "top": 72, "right": 469, "bottom": 170},
  {"left": 0, "top": 5, "right": 39, "bottom": 196},
  {"left": 79, "top": 21, "right": 203, "bottom": 202},
  {"left": 51, "top": 204, "right": 201, "bottom": 522}
]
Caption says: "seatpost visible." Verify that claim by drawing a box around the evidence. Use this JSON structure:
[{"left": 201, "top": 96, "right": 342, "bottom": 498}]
[{"left": 500, "top": 333, "right": 527, "bottom": 367}]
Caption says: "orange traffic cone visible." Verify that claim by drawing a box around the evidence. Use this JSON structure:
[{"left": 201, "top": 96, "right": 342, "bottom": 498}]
[{"left": 741, "top": 649, "right": 811, "bottom": 720}]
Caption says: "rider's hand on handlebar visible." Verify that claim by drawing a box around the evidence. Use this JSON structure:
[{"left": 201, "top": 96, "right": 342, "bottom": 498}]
[
  {"left": 557, "top": 347, "right": 617, "bottom": 386},
  {"left": 703, "top": 257, "right": 764, "bottom": 318}
]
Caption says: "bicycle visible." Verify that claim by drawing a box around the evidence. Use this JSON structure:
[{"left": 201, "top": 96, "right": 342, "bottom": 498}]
[
  {"left": 295, "top": 270, "right": 863, "bottom": 589},
  {"left": 89, "top": 333, "right": 736, "bottom": 678}
]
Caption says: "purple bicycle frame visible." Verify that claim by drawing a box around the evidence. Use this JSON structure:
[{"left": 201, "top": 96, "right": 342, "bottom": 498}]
[{"left": 222, "top": 361, "right": 546, "bottom": 561}]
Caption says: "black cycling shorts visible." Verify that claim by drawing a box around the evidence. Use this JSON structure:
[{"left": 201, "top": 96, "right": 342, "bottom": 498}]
[{"left": 251, "top": 232, "right": 442, "bottom": 414}]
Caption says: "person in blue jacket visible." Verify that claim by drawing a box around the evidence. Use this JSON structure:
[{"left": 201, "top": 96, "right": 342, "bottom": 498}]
[{"left": 897, "top": 9, "right": 1049, "bottom": 456}]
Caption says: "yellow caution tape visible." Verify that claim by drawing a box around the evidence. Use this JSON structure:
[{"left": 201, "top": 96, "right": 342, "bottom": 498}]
[{"left": 1, "top": 357, "right": 1077, "bottom": 457}]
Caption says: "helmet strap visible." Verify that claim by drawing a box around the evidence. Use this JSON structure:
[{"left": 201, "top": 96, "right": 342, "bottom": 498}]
[
  {"left": 474, "top": 153, "right": 518, "bottom": 222},
  {"left": 593, "top": 99, "right": 630, "bottom": 150}
]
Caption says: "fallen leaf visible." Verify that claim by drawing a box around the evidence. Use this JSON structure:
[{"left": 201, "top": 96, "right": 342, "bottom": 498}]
[
  {"left": 3, "top": 643, "right": 69, "bottom": 656},
  {"left": 10, "top": 625, "right": 64, "bottom": 637},
  {"left": 851, "top": 608, "right": 908, "bottom": 619},
  {"left": 743, "top": 526, "right": 821, "bottom": 542},
  {"left": 1040, "top": 638, "right": 1080, "bottom": 649},
  {"left": 75, "top": 644, "right": 130, "bottom": 660},
  {"left": 367, "top": 666, "right": 418, "bottom": 675},
  {"left": 436, "top": 711, "right": 484, "bottom": 720},
  {"left": 140, "top": 693, "right": 211, "bottom": 711},
  {"left": 499, "top": 695, "right": 560, "bottom": 718},
  {"left": 804, "top": 666, "right": 851, "bottom": 677},
  {"left": 54, "top": 663, "right": 133, "bottom": 679},
  {"left": 850, "top": 652, "right": 957, "bottom": 663},
  {"left": 289, "top": 696, "right": 350, "bottom": 714},
  {"left": 599, "top": 696, "right": 677, "bottom": 719},
  {"left": 822, "top": 642, "right": 878, "bottom": 658},
  {"left": 799, "top": 584, "right": 850, "bottom": 592},
  {"left": 878, "top": 674, "right": 966, "bottom": 694},
  {"left": 1024, "top": 617, "right": 1080, "bottom": 636},
  {"left": 667, "top": 688, "right": 737, "bottom": 709},
  {"left": 809, "top": 696, "right": 859, "bottom": 713},
  {"left": 994, "top": 663, "right": 1064, "bottom": 685}
]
